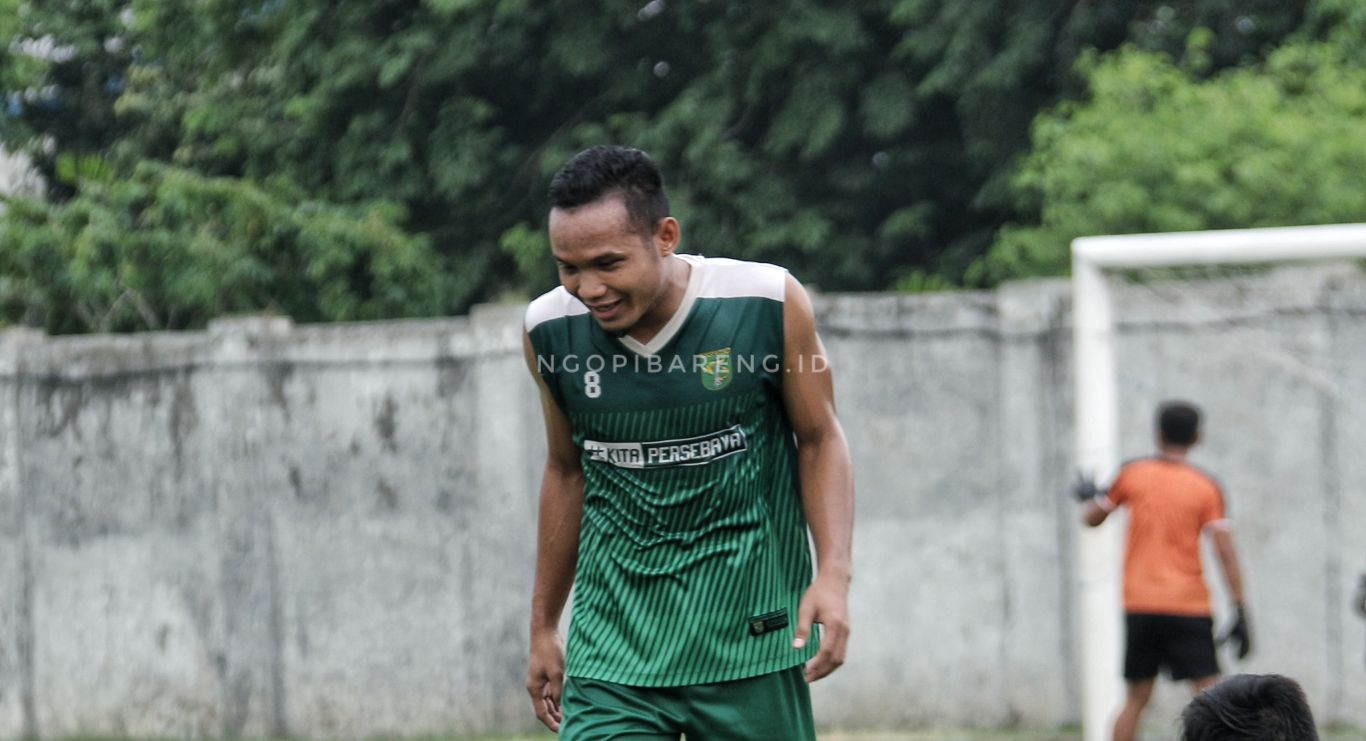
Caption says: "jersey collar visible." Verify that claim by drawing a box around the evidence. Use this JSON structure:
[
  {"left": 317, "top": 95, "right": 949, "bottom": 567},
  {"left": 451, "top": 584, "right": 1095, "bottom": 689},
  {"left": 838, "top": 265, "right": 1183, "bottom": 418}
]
[{"left": 617, "top": 254, "right": 703, "bottom": 357}]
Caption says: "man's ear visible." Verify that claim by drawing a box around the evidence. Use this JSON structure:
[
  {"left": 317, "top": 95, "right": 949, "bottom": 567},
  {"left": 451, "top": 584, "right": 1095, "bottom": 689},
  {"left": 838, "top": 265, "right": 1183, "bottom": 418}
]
[{"left": 654, "top": 216, "right": 681, "bottom": 257}]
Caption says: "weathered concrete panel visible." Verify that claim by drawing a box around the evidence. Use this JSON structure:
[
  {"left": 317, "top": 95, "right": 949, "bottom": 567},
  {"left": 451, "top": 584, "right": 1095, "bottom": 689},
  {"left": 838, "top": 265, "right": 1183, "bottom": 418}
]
[
  {"left": 1324, "top": 280, "right": 1366, "bottom": 730},
  {"left": 15, "top": 332, "right": 222, "bottom": 738},
  {"left": 0, "top": 331, "right": 29, "bottom": 739},
  {"left": 30, "top": 533, "right": 221, "bottom": 737},
  {"left": 814, "top": 292, "right": 1021, "bottom": 728}
]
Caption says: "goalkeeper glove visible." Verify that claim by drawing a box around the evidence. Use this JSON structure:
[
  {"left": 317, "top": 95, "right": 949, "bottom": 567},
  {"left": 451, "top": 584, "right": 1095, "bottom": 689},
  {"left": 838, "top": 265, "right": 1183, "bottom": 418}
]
[
  {"left": 1072, "top": 472, "right": 1106, "bottom": 503},
  {"left": 1218, "top": 604, "right": 1252, "bottom": 660}
]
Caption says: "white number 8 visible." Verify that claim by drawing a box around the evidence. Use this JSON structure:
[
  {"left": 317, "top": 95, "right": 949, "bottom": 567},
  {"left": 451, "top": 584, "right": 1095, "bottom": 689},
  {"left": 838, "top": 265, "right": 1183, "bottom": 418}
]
[{"left": 584, "top": 371, "right": 602, "bottom": 398}]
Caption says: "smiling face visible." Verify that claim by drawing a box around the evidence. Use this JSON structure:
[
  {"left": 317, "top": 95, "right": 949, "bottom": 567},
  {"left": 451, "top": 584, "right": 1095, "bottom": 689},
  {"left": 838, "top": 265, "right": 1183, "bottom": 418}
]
[{"left": 549, "top": 194, "right": 682, "bottom": 339}]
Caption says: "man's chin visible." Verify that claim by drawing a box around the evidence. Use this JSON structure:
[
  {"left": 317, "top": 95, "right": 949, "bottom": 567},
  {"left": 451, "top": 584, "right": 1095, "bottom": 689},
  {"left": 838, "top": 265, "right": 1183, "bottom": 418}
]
[
  {"left": 591, "top": 303, "right": 642, "bottom": 337},
  {"left": 598, "top": 322, "right": 629, "bottom": 338}
]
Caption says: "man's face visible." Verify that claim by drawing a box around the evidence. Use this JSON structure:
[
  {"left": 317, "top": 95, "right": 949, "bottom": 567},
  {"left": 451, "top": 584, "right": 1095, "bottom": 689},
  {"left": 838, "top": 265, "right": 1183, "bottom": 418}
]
[{"left": 549, "top": 196, "right": 671, "bottom": 336}]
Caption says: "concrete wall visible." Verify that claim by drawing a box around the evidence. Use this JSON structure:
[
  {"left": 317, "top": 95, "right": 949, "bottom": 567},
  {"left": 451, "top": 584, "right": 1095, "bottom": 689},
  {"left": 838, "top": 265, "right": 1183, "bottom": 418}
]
[{"left": 0, "top": 263, "right": 1363, "bottom": 738}]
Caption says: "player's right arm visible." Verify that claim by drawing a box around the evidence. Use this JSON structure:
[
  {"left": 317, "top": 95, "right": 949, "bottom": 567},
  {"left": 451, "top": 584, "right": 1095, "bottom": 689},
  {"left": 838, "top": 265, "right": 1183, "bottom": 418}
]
[
  {"left": 523, "top": 330, "right": 585, "bottom": 733},
  {"left": 1074, "top": 472, "right": 1114, "bottom": 527},
  {"left": 1080, "top": 497, "right": 1111, "bottom": 527}
]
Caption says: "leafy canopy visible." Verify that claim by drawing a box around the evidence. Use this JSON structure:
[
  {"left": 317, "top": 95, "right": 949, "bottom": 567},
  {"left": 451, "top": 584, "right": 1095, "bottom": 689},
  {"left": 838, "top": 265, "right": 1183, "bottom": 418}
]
[
  {"left": 0, "top": 0, "right": 1342, "bottom": 334},
  {"left": 977, "top": 34, "right": 1366, "bottom": 282},
  {"left": 1, "top": 162, "right": 442, "bottom": 334}
]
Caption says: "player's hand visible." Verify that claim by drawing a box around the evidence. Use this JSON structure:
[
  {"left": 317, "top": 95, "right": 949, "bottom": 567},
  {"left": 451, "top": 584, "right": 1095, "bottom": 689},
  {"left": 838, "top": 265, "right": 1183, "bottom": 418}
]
[
  {"left": 526, "top": 629, "right": 567, "bottom": 731},
  {"left": 1072, "top": 472, "right": 1105, "bottom": 503},
  {"left": 794, "top": 571, "right": 850, "bottom": 683},
  {"left": 1218, "top": 604, "right": 1252, "bottom": 660}
]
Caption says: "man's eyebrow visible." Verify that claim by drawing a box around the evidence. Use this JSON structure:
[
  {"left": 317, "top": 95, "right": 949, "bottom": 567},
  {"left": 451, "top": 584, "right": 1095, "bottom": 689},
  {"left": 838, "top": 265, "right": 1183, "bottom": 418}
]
[{"left": 556, "top": 251, "right": 627, "bottom": 267}]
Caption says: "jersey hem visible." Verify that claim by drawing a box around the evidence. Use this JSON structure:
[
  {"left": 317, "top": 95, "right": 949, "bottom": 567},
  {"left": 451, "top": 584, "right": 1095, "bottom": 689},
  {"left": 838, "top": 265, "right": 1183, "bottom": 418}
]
[
  {"left": 564, "top": 652, "right": 814, "bottom": 688},
  {"left": 1122, "top": 605, "right": 1212, "bottom": 618}
]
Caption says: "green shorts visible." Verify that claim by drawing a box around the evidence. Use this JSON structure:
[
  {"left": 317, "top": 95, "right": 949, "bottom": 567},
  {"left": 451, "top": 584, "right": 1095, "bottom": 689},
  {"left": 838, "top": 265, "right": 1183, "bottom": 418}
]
[{"left": 559, "top": 665, "right": 815, "bottom": 741}]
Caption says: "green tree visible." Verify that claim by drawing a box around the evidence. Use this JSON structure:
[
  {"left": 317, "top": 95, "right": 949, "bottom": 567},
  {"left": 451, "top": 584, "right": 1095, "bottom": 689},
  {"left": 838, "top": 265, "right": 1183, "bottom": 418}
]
[
  {"left": 877, "top": 0, "right": 1307, "bottom": 288},
  {"left": 0, "top": 0, "right": 1322, "bottom": 334},
  {"left": 0, "top": 162, "right": 443, "bottom": 333},
  {"left": 0, "top": 0, "right": 134, "bottom": 198},
  {"left": 1, "top": 0, "right": 455, "bottom": 331},
  {"left": 977, "top": 40, "right": 1366, "bottom": 282}
]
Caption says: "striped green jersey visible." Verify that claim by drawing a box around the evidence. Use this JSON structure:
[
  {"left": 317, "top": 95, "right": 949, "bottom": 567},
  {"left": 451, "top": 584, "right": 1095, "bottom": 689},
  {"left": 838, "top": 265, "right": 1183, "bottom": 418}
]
[{"left": 525, "top": 254, "right": 817, "bottom": 686}]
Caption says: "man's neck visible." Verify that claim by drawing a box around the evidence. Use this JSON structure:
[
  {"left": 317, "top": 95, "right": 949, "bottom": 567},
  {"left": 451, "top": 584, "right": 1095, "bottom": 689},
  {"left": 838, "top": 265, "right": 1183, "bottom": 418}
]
[
  {"left": 1157, "top": 444, "right": 1190, "bottom": 462},
  {"left": 627, "top": 255, "right": 691, "bottom": 344}
]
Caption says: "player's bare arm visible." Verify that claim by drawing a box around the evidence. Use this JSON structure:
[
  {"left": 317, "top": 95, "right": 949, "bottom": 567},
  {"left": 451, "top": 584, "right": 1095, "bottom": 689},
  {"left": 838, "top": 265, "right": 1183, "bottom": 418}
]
[
  {"left": 1074, "top": 473, "right": 1112, "bottom": 527},
  {"left": 1209, "top": 527, "right": 1244, "bottom": 605},
  {"left": 781, "top": 273, "right": 855, "bottom": 683},
  {"left": 523, "top": 330, "right": 585, "bottom": 732},
  {"left": 1210, "top": 524, "right": 1252, "bottom": 658},
  {"left": 1081, "top": 498, "right": 1111, "bottom": 527}
]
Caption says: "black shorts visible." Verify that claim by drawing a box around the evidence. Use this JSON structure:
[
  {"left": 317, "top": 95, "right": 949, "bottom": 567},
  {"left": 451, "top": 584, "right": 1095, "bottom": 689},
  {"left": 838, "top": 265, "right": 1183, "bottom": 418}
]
[{"left": 1124, "top": 613, "right": 1219, "bottom": 681}]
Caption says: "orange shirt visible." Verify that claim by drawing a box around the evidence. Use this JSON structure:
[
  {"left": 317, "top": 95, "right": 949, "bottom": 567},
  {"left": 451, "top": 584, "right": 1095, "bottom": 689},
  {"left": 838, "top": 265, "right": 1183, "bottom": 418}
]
[{"left": 1104, "top": 457, "right": 1227, "bottom": 616}]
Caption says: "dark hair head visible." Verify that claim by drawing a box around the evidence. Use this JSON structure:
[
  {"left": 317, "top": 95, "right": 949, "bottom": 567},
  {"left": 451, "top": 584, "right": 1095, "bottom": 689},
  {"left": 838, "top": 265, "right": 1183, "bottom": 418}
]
[
  {"left": 1181, "top": 674, "right": 1318, "bottom": 740},
  {"left": 1158, "top": 400, "right": 1201, "bottom": 447},
  {"left": 547, "top": 145, "right": 670, "bottom": 236}
]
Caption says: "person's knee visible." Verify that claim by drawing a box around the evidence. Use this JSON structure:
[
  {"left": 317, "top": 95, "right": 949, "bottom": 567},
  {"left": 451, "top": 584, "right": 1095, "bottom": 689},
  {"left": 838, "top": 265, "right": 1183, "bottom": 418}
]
[{"left": 1126, "top": 680, "right": 1156, "bottom": 707}]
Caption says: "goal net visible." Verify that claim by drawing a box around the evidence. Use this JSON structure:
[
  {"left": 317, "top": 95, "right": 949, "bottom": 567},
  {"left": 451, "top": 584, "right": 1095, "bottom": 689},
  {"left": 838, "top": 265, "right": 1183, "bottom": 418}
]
[{"left": 1071, "top": 224, "right": 1366, "bottom": 741}]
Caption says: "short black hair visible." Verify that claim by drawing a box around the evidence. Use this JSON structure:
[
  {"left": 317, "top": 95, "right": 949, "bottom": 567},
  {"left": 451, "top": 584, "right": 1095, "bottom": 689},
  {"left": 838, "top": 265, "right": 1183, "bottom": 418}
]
[
  {"left": 1181, "top": 674, "right": 1319, "bottom": 740},
  {"left": 547, "top": 145, "right": 670, "bottom": 236},
  {"left": 1158, "top": 400, "right": 1201, "bottom": 447}
]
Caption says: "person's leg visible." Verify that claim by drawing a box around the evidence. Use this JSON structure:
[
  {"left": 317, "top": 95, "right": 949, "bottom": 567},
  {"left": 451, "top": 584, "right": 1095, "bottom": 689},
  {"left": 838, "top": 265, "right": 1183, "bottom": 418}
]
[
  {"left": 681, "top": 666, "right": 815, "bottom": 741},
  {"left": 560, "top": 676, "right": 682, "bottom": 741},
  {"left": 1166, "top": 616, "right": 1221, "bottom": 693},
  {"left": 1117, "top": 614, "right": 1162, "bottom": 741},
  {"left": 1112, "top": 679, "right": 1155, "bottom": 741}
]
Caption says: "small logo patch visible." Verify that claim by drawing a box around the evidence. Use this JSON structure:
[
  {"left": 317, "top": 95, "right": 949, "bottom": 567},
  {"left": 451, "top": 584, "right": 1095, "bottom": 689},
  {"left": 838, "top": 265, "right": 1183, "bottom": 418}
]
[
  {"left": 698, "top": 347, "right": 733, "bottom": 391},
  {"left": 748, "top": 609, "right": 789, "bottom": 636}
]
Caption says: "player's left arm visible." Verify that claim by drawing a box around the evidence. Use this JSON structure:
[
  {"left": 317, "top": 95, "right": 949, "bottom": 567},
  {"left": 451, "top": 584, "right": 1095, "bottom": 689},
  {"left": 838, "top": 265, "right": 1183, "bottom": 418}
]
[
  {"left": 1206, "top": 485, "right": 1245, "bottom": 608},
  {"left": 1210, "top": 524, "right": 1252, "bottom": 658},
  {"left": 1207, "top": 480, "right": 1251, "bottom": 658},
  {"left": 1210, "top": 526, "right": 1245, "bottom": 606},
  {"left": 781, "top": 273, "right": 854, "bottom": 683}
]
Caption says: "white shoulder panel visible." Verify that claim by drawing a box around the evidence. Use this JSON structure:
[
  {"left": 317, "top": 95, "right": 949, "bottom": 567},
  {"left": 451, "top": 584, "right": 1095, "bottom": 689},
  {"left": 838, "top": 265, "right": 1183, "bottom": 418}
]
[
  {"left": 682, "top": 255, "right": 787, "bottom": 302},
  {"left": 524, "top": 286, "right": 587, "bottom": 332}
]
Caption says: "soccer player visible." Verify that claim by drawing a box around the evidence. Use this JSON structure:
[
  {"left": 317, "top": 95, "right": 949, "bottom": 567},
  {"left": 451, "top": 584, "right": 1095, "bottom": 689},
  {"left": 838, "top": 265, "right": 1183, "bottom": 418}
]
[
  {"left": 1077, "top": 400, "right": 1250, "bottom": 741},
  {"left": 1180, "top": 674, "right": 1319, "bottom": 740},
  {"left": 522, "top": 145, "right": 854, "bottom": 740}
]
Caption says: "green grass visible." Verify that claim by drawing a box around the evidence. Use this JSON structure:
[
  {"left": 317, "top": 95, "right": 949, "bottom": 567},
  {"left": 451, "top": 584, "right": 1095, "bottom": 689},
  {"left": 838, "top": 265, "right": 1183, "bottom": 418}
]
[
  {"left": 53, "top": 728, "right": 1364, "bottom": 741},
  {"left": 444, "top": 729, "right": 1364, "bottom": 741},
  {"left": 436, "top": 738, "right": 1033, "bottom": 741}
]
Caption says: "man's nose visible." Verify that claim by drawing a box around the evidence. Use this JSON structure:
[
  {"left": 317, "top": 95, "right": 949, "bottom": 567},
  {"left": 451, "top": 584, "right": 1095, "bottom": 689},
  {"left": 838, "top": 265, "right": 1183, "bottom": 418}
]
[{"left": 577, "top": 272, "right": 607, "bottom": 301}]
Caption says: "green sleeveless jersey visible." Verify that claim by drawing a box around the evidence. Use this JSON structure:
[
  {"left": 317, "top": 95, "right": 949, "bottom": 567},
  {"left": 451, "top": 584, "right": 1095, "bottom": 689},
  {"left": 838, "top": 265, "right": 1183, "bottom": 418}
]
[{"left": 525, "top": 254, "right": 818, "bottom": 686}]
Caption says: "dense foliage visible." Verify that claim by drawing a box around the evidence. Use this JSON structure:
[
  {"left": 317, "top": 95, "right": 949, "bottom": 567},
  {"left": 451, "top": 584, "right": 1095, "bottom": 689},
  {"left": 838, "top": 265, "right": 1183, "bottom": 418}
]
[
  {"left": 2, "top": 0, "right": 1358, "bottom": 333},
  {"left": 981, "top": 1, "right": 1366, "bottom": 280},
  {"left": 0, "top": 162, "right": 441, "bottom": 332}
]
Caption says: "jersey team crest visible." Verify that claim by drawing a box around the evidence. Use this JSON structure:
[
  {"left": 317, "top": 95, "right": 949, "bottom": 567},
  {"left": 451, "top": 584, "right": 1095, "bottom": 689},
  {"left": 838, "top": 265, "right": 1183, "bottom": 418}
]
[{"left": 698, "top": 347, "right": 733, "bottom": 390}]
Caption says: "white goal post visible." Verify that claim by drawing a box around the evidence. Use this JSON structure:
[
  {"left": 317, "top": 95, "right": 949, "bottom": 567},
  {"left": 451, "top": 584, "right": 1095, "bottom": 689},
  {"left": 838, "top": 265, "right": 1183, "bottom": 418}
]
[{"left": 1071, "top": 222, "right": 1366, "bottom": 741}]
